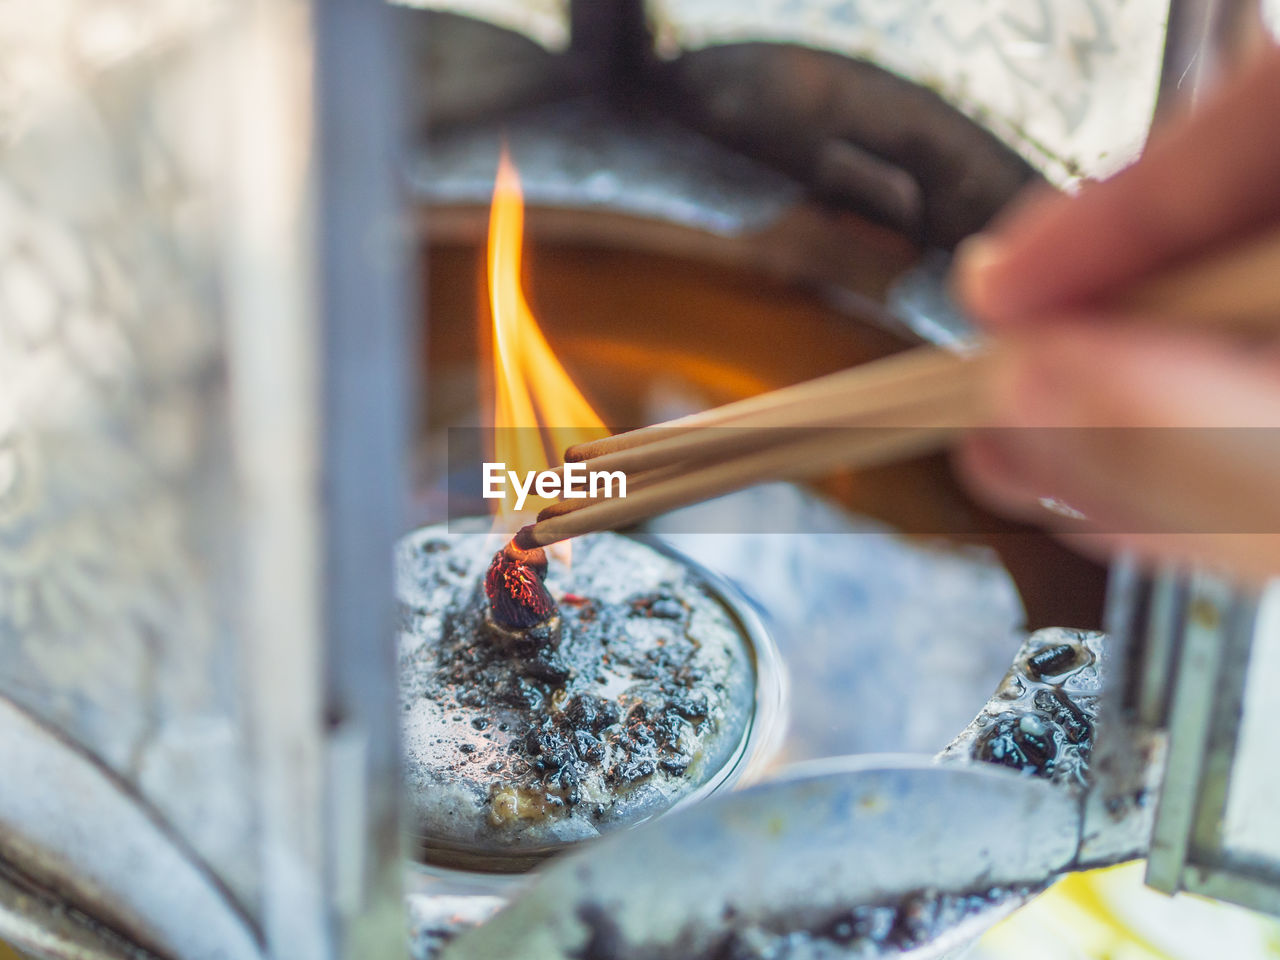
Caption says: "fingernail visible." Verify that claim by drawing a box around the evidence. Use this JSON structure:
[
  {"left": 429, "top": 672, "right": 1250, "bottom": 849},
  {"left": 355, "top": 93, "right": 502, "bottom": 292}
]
[
  {"left": 951, "top": 234, "right": 1006, "bottom": 319},
  {"left": 1037, "top": 496, "right": 1089, "bottom": 521}
]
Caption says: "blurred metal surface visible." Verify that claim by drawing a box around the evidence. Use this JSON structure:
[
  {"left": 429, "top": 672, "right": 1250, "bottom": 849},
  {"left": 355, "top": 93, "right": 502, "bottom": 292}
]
[
  {"left": 654, "top": 0, "right": 1169, "bottom": 183},
  {"left": 398, "top": 0, "right": 571, "bottom": 50},
  {"left": 0, "top": 0, "right": 261, "bottom": 937},
  {"left": 411, "top": 98, "right": 803, "bottom": 236},
  {"left": 411, "top": 7, "right": 1042, "bottom": 249},
  {"left": 1116, "top": 1, "right": 1280, "bottom": 917},
  {"left": 1076, "top": 560, "right": 1168, "bottom": 869},
  {"left": 885, "top": 250, "right": 981, "bottom": 350},
  {"left": 0, "top": 699, "right": 259, "bottom": 960},
  {"left": 313, "top": 0, "right": 413, "bottom": 954},
  {"left": 1224, "top": 589, "right": 1280, "bottom": 886},
  {"left": 227, "top": 0, "right": 412, "bottom": 956},
  {"left": 654, "top": 489, "right": 1025, "bottom": 761},
  {"left": 440, "top": 760, "right": 1082, "bottom": 960},
  {"left": 653, "top": 43, "right": 1039, "bottom": 248},
  {"left": 1102, "top": 556, "right": 1280, "bottom": 915},
  {"left": 409, "top": 0, "right": 1171, "bottom": 183},
  {"left": 1157, "top": 0, "right": 1271, "bottom": 115},
  {"left": 0, "top": 864, "right": 155, "bottom": 960},
  {"left": 1143, "top": 577, "right": 1280, "bottom": 914},
  {"left": 0, "top": 0, "right": 411, "bottom": 956}
]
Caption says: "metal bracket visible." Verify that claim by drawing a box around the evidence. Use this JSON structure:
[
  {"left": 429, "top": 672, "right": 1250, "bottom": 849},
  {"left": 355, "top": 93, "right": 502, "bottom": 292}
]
[{"left": 1144, "top": 575, "right": 1280, "bottom": 914}]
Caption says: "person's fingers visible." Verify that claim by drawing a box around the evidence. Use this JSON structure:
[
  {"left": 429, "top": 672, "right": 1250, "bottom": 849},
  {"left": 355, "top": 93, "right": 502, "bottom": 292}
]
[
  {"left": 954, "top": 43, "right": 1280, "bottom": 329},
  {"left": 984, "top": 321, "right": 1280, "bottom": 428},
  {"left": 955, "top": 440, "right": 1280, "bottom": 582},
  {"left": 956, "top": 322, "right": 1280, "bottom": 579},
  {"left": 952, "top": 430, "right": 1051, "bottom": 520},
  {"left": 1054, "top": 532, "right": 1280, "bottom": 585}
]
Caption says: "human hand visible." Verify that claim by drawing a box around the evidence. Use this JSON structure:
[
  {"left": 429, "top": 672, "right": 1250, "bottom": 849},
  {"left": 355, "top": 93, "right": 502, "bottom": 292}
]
[{"left": 952, "top": 42, "right": 1280, "bottom": 583}]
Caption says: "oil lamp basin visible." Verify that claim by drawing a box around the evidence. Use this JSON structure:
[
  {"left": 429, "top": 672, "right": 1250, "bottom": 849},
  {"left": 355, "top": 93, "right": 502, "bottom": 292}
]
[{"left": 398, "top": 525, "right": 777, "bottom": 872}]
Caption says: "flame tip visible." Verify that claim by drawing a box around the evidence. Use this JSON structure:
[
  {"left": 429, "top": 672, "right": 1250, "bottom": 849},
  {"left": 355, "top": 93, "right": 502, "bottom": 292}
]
[{"left": 486, "top": 151, "right": 607, "bottom": 529}]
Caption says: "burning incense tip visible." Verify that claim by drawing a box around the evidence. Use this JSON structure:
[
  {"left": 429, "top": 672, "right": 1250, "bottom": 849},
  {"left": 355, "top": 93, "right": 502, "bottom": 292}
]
[
  {"left": 511, "top": 523, "right": 541, "bottom": 551},
  {"left": 485, "top": 535, "right": 556, "bottom": 629}
]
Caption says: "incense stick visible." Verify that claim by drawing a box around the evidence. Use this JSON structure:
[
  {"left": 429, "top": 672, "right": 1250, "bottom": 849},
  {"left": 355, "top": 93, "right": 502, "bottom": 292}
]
[
  {"left": 1112, "top": 227, "right": 1280, "bottom": 329},
  {"left": 562, "top": 345, "right": 969, "bottom": 462},
  {"left": 565, "top": 350, "right": 981, "bottom": 479},
  {"left": 518, "top": 223, "right": 1280, "bottom": 548},
  {"left": 520, "top": 424, "right": 963, "bottom": 548},
  {"left": 517, "top": 349, "right": 987, "bottom": 548}
]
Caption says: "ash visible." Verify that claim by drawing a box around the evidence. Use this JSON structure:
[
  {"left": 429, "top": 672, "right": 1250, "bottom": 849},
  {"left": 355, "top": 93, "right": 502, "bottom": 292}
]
[
  {"left": 398, "top": 525, "right": 756, "bottom": 867},
  {"left": 568, "top": 884, "right": 1037, "bottom": 960}
]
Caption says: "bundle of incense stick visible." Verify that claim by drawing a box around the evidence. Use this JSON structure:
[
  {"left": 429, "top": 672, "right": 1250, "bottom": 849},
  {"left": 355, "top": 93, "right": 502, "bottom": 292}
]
[
  {"left": 514, "top": 224, "right": 1280, "bottom": 550},
  {"left": 512, "top": 344, "right": 986, "bottom": 550}
]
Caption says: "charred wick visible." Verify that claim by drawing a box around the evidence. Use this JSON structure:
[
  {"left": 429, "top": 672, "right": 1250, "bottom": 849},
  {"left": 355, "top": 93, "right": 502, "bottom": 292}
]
[{"left": 485, "top": 530, "right": 558, "bottom": 630}]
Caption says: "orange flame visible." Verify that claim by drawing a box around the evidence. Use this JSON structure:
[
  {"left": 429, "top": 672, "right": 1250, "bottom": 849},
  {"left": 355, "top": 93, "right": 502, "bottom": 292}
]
[{"left": 487, "top": 150, "right": 607, "bottom": 530}]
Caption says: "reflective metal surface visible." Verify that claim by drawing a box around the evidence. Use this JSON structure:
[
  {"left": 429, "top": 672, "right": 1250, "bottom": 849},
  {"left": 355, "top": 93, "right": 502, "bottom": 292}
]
[
  {"left": 0, "top": 0, "right": 411, "bottom": 956},
  {"left": 411, "top": 7, "right": 1043, "bottom": 249},
  {"left": 0, "top": 700, "right": 259, "bottom": 960},
  {"left": 441, "top": 760, "right": 1080, "bottom": 960},
  {"left": 409, "top": 0, "right": 1174, "bottom": 183},
  {"left": 413, "top": 98, "right": 802, "bottom": 236},
  {"left": 1143, "top": 577, "right": 1280, "bottom": 914},
  {"left": 0, "top": 865, "right": 152, "bottom": 960},
  {"left": 0, "top": 0, "right": 258, "bottom": 915}
]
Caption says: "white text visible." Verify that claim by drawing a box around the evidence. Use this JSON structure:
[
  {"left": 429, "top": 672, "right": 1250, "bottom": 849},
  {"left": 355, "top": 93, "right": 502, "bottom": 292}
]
[{"left": 482, "top": 462, "right": 627, "bottom": 511}]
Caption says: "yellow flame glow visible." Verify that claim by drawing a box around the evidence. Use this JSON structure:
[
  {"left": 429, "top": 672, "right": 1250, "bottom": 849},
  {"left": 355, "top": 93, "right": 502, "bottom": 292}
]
[{"left": 487, "top": 150, "right": 607, "bottom": 527}]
